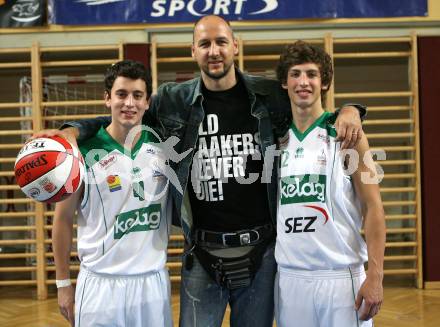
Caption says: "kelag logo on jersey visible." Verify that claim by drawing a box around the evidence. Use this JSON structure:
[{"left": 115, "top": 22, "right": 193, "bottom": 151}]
[
  {"left": 114, "top": 204, "right": 161, "bottom": 239},
  {"left": 280, "top": 174, "right": 326, "bottom": 205}
]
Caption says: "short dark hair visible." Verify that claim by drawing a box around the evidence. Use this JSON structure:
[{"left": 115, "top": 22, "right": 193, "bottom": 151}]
[
  {"left": 104, "top": 60, "right": 152, "bottom": 98},
  {"left": 276, "top": 41, "right": 333, "bottom": 103}
]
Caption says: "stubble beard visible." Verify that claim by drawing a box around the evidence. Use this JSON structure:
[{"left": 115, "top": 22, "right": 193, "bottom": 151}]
[{"left": 201, "top": 60, "right": 234, "bottom": 80}]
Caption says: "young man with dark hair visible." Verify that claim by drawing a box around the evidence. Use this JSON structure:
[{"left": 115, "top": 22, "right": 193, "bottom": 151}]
[
  {"left": 36, "top": 16, "right": 366, "bottom": 327},
  {"left": 52, "top": 60, "right": 172, "bottom": 327},
  {"left": 274, "top": 41, "right": 385, "bottom": 327}
]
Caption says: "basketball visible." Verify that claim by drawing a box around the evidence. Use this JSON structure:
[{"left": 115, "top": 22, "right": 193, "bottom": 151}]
[{"left": 14, "top": 136, "right": 85, "bottom": 203}]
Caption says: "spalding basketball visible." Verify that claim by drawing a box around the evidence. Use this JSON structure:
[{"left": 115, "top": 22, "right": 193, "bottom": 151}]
[{"left": 15, "top": 136, "right": 85, "bottom": 203}]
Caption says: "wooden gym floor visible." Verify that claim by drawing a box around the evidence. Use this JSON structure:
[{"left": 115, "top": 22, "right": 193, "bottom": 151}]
[{"left": 0, "top": 280, "right": 439, "bottom": 326}]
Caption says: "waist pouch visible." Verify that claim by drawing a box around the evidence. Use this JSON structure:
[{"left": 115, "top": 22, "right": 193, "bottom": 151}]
[{"left": 194, "top": 236, "right": 274, "bottom": 290}]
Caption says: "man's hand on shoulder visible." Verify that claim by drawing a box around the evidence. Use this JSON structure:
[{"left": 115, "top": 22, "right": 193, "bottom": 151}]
[
  {"left": 334, "top": 106, "right": 364, "bottom": 150},
  {"left": 29, "top": 127, "right": 79, "bottom": 148}
]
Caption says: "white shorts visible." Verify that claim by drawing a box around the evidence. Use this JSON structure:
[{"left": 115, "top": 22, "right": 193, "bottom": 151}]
[
  {"left": 275, "top": 266, "right": 373, "bottom": 327},
  {"left": 75, "top": 267, "right": 173, "bottom": 327}
]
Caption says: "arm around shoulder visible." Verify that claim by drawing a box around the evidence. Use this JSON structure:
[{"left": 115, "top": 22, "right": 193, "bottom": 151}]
[
  {"left": 349, "top": 137, "right": 385, "bottom": 320},
  {"left": 60, "top": 116, "right": 111, "bottom": 143},
  {"left": 334, "top": 104, "right": 367, "bottom": 149},
  {"left": 52, "top": 186, "right": 82, "bottom": 326},
  {"left": 351, "top": 137, "right": 385, "bottom": 276}
]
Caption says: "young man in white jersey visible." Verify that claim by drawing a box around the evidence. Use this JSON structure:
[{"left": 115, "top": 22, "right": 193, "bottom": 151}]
[
  {"left": 274, "top": 41, "right": 385, "bottom": 327},
  {"left": 52, "top": 60, "right": 172, "bottom": 327}
]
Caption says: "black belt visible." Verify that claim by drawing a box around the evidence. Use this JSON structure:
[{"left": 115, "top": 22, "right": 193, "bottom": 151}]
[{"left": 195, "top": 224, "right": 274, "bottom": 248}]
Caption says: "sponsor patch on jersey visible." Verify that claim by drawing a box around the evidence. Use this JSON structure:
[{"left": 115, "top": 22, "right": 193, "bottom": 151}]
[
  {"left": 317, "top": 133, "right": 330, "bottom": 145},
  {"left": 294, "top": 147, "right": 304, "bottom": 159},
  {"left": 114, "top": 204, "right": 161, "bottom": 239},
  {"left": 99, "top": 154, "right": 117, "bottom": 170},
  {"left": 107, "top": 175, "right": 122, "bottom": 192},
  {"left": 280, "top": 174, "right": 326, "bottom": 205},
  {"left": 317, "top": 149, "right": 326, "bottom": 165},
  {"left": 145, "top": 146, "right": 157, "bottom": 155},
  {"left": 131, "top": 167, "right": 142, "bottom": 179},
  {"left": 303, "top": 204, "right": 329, "bottom": 224}
]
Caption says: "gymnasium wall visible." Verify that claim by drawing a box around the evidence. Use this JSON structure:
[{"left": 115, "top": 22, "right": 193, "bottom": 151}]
[
  {"left": 0, "top": 0, "right": 439, "bottom": 48},
  {"left": 0, "top": 0, "right": 439, "bottom": 296}
]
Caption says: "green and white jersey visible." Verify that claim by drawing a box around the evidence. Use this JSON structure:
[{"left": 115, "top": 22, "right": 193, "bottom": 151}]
[
  {"left": 77, "top": 126, "right": 170, "bottom": 275},
  {"left": 276, "top": 112, "right": 367, "bottom": 271}
]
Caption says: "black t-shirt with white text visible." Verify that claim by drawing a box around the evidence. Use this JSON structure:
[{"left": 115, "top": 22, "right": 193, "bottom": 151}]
[{"left": 188, "top": 79, "right": 271, "bottom": 232}]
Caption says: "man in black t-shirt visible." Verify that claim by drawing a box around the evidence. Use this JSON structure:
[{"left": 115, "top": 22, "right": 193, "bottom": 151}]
[
  {"left": 189, "top": 82, "right": 269, "bottom": 232},
  {"left": 180, "top": 15, "right": 364, "bottom": 327}
]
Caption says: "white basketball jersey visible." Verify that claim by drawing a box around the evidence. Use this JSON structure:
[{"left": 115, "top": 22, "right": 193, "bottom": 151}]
[
  {"left": 77, "top": 127, "right": 170, "bottom": 275},
  {"left": 276, "top": 112, "right": 367, "bottom": 271}
]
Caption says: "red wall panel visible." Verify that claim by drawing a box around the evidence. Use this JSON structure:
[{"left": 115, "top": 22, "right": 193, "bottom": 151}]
[
  {"left": 123, "top": 43, "right": 150, "bottom": 69},
  {"left": 418, "top": 36, "right": 440, "bottom": 283}
]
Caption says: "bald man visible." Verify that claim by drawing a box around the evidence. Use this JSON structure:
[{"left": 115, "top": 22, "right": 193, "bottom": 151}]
[{"left": 51, "top": 15, "right": 366, "bottom": 327}]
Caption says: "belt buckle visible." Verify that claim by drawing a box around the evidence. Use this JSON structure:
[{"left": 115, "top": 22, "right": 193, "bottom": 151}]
[
  {"left": 239, "top": 233, "right": 251, "bottom": 245},
  {"left": 222, "top": 232, "right": 236, "bottom": 246},
  {"left": 241, "top": 230, "right": 260, "bottom": 245}
]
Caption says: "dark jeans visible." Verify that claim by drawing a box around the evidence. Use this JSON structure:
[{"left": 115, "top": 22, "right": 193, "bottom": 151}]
[{"left": 179, "top": 243, "right": 277, "bottom": 327}]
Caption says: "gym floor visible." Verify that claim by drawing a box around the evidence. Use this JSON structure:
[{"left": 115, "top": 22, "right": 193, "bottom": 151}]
[{"left": 0, "top": 280, "right": 439, "bottom": 327}]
